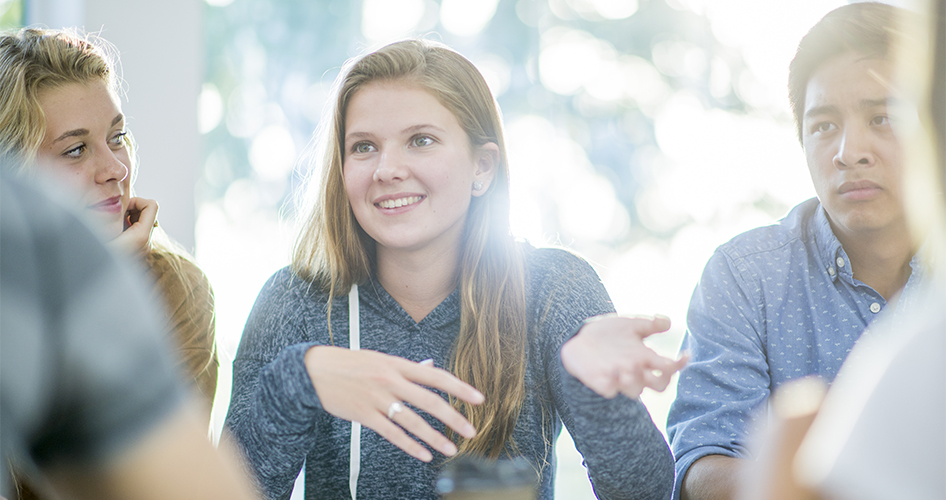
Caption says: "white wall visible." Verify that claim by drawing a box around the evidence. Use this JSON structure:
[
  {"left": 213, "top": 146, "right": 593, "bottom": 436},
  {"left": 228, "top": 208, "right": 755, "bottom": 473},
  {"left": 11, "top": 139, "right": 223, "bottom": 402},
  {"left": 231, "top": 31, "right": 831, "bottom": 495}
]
[{"left": 26, "top": 0, "right": 201, "bottom": 251}]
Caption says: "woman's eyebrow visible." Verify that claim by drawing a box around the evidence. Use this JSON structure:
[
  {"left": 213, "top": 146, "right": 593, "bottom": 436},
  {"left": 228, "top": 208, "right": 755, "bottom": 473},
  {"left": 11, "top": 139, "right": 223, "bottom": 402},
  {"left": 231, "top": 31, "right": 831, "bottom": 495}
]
[
  {"left": 402, "top": 124, "right": 445, "bottom": 135},
  {"left": 344, "top": 131, "right": 373, "bottom": 143},
  {"left": 53, "top": 128, "right": 89, "bottom": 143},
  {"left": 53, "top": 114, "right": 125, "bottom": 143}
]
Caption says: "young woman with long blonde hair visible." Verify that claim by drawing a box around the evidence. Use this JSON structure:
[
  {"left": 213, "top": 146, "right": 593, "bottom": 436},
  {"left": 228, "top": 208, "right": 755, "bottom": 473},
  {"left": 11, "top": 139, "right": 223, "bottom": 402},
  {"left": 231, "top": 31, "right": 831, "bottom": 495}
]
[{"left": 225, "top": 39, "right": 684, "bottom": 500}]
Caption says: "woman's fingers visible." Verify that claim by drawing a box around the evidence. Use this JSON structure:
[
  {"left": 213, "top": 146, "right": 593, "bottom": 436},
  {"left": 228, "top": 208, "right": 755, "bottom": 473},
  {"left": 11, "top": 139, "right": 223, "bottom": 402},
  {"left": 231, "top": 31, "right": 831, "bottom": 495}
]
[
  {"left": 112, "top": 197, "right": 159, "bottom": 256},
  {"left": 384, "top": 402, "right": 459, "bottom": 457},
  {"left": 604, "top": 314, "right": 671, "bottom": 339},
  {"left": 362, "top": 411, "right": 435, "bottom": 462},
  {"left": 622, "top": 351, "right": 689, "bottom": 397},
  {"left": 403, "top": 362, "right": 485, "bottom": 406},
  {"left": 127, "top": 196, "right": 159, "bottom": 228},
  {"left": 618, "top": 370, "right": 646, "bottom": 400},
  {"left": 563, "top": 314, "right": 687, "bottom": 399},
  {"left": 395, "top": 373, "right": 477, "bottom": 439},
  {"left": 304, "top": 347, "right": 480, "bottom": 461}
]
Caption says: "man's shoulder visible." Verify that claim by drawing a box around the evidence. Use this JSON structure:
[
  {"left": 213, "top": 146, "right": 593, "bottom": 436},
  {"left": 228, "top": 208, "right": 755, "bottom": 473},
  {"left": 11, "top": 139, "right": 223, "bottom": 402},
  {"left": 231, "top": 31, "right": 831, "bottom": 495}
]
[{"left": 715, "top": 198, "right": 821, "bottom": 263}]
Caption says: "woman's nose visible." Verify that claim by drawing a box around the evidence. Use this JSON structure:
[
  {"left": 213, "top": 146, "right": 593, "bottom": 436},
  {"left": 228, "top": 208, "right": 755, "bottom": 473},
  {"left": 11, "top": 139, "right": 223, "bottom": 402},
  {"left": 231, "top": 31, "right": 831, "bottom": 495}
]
[
  {"left": 94, "top": 149, "right": 129, "bottom": 184},
  {"left": 372, "top": 148, "right": 408, "bottom": 183}
]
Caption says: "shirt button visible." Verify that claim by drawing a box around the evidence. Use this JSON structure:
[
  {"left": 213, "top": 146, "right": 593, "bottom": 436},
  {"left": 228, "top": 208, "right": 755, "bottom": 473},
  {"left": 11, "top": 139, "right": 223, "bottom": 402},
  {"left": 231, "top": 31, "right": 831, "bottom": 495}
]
[
  {"left": 836, "top": 257, "right": 845, "bottom": 268},
  {"left": 828, "top": 267, "right": 836, "bottom": 276},
  {"left": 870, "top": 302, "right": 881, "bottom": 313}
]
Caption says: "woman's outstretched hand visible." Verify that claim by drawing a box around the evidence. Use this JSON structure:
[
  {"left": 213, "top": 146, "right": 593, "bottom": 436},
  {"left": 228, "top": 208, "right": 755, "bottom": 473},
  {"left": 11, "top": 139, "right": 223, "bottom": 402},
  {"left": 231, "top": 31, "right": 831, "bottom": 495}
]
[
  {"left": 304, "top": 346, "right": 484, "bottom": 462},
  {"left": 561, "top": 314, "right": 688, "bottom": 399},
  {"left": 112, "top": 196, "right": 158, "bottom": 257}
]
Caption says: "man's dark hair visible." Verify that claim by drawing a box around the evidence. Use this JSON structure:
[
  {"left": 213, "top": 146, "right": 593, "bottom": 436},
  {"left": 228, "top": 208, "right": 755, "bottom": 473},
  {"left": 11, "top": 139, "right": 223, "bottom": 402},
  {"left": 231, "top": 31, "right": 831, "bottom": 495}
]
[{"left": 788, "top": 2, "right": 901, "bottom": 143}]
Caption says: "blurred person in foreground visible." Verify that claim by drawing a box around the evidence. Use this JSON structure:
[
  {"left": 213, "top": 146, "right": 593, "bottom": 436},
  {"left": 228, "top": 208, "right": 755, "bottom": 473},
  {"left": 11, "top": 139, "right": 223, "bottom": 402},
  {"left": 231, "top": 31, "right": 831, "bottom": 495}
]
[
  {"left": 666, "top": 3, "right": 928, "bottom": 499},
  {"left": 737, "top": 0, "right": 945, "bottom": 498},
  {"left": 0, "top": 27, "right": 218, "bottom": 420},
  {"left": 0, "top": 171, "right": 260, "bottom": 500}
]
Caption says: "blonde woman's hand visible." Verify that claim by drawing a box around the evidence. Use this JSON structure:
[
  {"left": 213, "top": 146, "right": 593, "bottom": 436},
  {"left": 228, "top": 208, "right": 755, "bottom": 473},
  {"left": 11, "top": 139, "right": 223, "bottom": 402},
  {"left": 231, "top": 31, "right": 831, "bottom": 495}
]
[
  {"left": 112, "top": 197, "right": 158, "bottom": 258},
  {"left": 303, "top": 346, "right": 484, "bottom": 462},
  {"left": 561, "top": 314, "right": 688, "bottom": 399}
]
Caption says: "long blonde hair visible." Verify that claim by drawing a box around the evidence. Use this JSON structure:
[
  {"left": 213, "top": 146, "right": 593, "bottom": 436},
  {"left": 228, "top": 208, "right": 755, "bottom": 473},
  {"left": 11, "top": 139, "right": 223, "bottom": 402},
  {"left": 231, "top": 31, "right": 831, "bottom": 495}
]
[
  {"left": 293, "top": 39, "right": 528, "bottom": 458},
  {"left": 0, "top": 28, "right": 119, "bottom": 172},
  {"left": 0, "top": 27, "right": 198, "bottom": 274}
]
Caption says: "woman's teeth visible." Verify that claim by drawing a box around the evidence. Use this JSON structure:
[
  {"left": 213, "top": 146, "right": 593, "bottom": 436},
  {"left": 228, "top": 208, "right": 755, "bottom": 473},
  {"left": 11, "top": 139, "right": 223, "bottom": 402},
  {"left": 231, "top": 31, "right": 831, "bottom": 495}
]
[{"left": 378, "top": 196, "right": 422, "bottom": 209}]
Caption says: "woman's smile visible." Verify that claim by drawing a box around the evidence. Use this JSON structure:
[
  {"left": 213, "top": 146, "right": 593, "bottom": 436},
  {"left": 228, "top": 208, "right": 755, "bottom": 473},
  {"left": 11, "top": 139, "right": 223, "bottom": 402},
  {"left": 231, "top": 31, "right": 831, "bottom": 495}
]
[{"left": 375, "top": 194, "right": 426, "bottom": 210}]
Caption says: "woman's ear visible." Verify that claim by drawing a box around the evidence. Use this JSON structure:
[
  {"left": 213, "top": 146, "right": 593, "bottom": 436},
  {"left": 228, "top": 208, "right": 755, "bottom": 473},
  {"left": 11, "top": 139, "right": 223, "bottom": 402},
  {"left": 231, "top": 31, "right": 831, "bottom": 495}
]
[{"left": 472, "top": 142, "right": 499, "bottom": 197}]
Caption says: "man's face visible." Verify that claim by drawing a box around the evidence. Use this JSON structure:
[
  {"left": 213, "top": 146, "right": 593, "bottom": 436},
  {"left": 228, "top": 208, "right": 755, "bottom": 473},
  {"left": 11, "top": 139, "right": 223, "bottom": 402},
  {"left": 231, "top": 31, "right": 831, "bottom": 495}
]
[{"left": 802, "top": 51, "right": 907, "bottom": 240}]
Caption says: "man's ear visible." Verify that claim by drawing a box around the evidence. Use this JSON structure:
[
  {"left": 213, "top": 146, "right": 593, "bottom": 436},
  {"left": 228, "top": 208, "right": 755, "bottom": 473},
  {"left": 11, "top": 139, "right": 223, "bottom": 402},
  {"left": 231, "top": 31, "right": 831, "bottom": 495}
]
[{"left": 472, "top": 142, "right": 500, "bottom": 197}]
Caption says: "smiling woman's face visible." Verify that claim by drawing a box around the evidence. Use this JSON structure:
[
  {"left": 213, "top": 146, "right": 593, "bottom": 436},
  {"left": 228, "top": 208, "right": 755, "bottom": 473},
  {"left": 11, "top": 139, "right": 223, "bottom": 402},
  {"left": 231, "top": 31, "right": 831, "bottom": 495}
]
[
  {"left": 342, "top": 80, "right": 495, "bottom": 257},
  {"left": 35, "top": 79, "right": 131, "bottom": 239}
]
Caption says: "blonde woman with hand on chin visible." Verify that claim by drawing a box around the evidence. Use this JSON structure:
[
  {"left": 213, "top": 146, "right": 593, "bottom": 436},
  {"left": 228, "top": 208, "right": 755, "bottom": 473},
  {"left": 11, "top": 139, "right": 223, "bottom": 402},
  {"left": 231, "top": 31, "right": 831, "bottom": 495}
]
[
  {"left": 225, "top": 39, "right": 685, "bottom": 500},
  {"left": 0, "top": 28, "right": 218, "bottom": 421}
]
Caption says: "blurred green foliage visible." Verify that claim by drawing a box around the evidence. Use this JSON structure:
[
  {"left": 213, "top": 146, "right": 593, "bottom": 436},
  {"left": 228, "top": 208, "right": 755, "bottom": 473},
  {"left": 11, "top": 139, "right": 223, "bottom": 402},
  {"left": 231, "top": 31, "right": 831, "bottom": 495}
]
[{"left": 1, "top": 0, "right": 23, "bottom": 30}]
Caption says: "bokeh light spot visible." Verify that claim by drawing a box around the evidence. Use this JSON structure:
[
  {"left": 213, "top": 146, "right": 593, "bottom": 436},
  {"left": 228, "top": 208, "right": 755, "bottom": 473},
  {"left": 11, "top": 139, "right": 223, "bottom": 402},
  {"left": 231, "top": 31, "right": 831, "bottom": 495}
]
[
  {"left": 441, "top": 0, "right": 500, "bottom": 36},
  {"left": 361, "top": 0, "right": 426, "bottom": 42},
  {"left": 249, "top": 125, "right": 296, "bottom": 182},
  {"left": 198, "top": 83, "right": 224, "bottom": 134}
]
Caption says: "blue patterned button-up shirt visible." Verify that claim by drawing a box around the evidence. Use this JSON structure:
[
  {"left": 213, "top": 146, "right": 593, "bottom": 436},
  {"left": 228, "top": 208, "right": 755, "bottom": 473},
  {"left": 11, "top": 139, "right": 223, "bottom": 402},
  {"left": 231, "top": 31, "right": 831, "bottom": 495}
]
[{"left": 666, "top": 197, "right": 925, "bottom": 500}]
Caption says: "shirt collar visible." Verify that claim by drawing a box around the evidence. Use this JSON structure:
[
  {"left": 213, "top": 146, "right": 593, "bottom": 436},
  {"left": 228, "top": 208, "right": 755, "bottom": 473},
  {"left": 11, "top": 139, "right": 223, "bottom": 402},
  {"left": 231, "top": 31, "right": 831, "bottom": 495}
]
[
  {"left": 813, "top": 203, "right": 848, "bottom": 283},
  {"left": 813, "top": 202, "right": 929, "bottom": 289}
]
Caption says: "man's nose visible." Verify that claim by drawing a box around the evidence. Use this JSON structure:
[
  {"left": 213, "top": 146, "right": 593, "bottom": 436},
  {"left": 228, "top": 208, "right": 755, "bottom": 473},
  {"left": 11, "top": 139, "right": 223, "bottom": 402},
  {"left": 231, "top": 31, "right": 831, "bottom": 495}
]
[{"left": 833, "top": 125, "right": 874, "bottom": 168}]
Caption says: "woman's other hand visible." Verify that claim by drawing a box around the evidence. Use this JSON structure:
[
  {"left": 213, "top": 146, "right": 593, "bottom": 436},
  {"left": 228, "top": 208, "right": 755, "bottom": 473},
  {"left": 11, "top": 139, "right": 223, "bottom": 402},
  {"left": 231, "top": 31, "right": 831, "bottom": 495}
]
[
  {"left": 113, "top": 196, "right": 158, "bottom": 257},
  {"left": 304, "top": 346, "right": 484, "bottom": 462},
  {"left": 561, "top": 314, "right": 688, "bottom": 399}
]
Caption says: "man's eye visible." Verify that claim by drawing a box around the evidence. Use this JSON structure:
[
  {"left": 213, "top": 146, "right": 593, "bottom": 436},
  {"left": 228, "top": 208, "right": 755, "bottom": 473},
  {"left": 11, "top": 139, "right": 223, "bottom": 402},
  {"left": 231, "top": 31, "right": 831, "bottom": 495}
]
[
  {"left": 813, "top": 122, "right": 835, "bottom": 133},
  {"left": 871, "top": 115, "right": 889, "bottom": 126},
  {"left": 412, "top": 135, "right": 434, "bottom": 147}
]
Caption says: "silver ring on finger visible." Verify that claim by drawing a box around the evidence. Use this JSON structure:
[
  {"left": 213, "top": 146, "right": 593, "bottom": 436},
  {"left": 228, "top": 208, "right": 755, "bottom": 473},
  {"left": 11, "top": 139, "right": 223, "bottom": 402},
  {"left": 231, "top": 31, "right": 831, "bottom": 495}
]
[{"left": 387, "top": 401, "right": 404, "bottom": 420}]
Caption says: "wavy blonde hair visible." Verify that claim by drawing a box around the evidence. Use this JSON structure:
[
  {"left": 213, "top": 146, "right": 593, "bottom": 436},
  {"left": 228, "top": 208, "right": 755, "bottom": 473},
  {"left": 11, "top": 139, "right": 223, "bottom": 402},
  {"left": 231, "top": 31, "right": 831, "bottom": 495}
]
[
  {"left": 0, "top": 27, "right": 120, "bottom": 171},
  {"left": 0, "top": 27, "right": 199, "bottom": 280},
  {"left": 293, "top": 39, "right": 528, "bottom": 458}
]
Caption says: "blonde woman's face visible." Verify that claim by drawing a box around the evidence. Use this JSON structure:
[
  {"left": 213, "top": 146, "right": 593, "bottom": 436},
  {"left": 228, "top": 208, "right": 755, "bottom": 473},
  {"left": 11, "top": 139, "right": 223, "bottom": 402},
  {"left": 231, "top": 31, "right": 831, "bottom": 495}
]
[
  {"left": 342, "top": 81, "right": 496, "bottom": 257},
  {"left": 35, "top": 80, "right": 131, "bottom": 239}
]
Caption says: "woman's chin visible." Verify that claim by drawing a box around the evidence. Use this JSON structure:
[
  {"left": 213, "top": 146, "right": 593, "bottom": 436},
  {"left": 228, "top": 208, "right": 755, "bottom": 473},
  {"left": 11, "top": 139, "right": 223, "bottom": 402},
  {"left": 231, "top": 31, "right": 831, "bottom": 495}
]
[{"left": 87, "top": 211, "right": 125, "bottom": 242}]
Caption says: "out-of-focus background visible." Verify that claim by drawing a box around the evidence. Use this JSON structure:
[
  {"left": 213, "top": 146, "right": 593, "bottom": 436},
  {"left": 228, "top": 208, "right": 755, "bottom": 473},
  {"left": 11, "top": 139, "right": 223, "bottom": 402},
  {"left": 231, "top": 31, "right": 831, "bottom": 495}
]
[{"left": 0, "top": 0, "right": 910, "bottom": 497}]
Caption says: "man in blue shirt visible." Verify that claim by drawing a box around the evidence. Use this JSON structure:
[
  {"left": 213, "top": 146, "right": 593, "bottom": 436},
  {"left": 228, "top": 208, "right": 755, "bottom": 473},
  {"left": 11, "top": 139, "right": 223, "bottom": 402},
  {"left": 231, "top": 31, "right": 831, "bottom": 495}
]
[{"left": 666, "top": 3, "right": 925, "bottom": 499}]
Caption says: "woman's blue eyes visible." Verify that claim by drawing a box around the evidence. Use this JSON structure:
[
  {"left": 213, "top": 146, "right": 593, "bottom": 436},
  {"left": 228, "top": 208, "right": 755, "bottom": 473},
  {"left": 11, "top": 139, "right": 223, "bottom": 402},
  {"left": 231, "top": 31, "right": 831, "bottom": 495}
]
[
  {"left": 351, "top": 135, "right": 435, "bottom": 154},
  {"left": 64, "top": 144, "right": 86, "bottom": 157},
  {"left": 354, "top": 143, "right": 375, "bottom": 154},
  {"left": 109, "top": 131, "right": 128, "bottom": 146},
  {"left": 62, "top": 131, "right": 127, "bottom": 158},
  {"left": 412, "top": 135, "right": 434, "bottom": 147}
]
